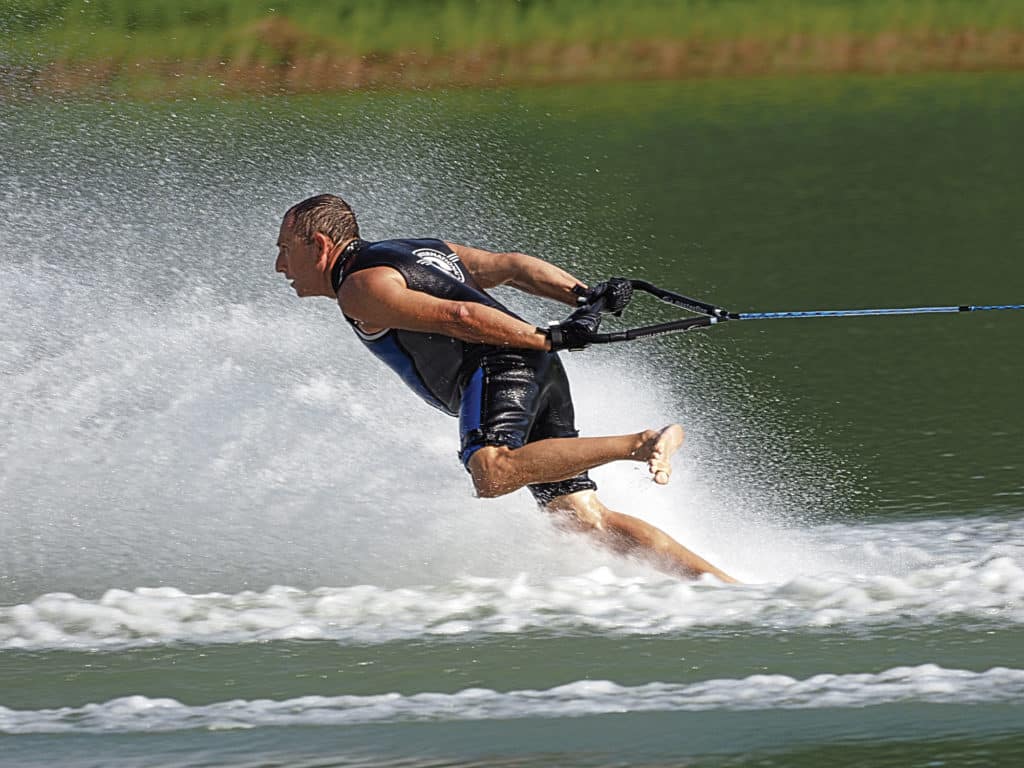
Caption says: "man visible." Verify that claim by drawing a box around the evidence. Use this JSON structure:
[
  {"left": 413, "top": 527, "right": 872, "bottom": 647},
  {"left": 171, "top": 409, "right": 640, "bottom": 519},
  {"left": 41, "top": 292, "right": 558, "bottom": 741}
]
[{"left": 276, "top": 194, "right": 736, "bottom": 583}]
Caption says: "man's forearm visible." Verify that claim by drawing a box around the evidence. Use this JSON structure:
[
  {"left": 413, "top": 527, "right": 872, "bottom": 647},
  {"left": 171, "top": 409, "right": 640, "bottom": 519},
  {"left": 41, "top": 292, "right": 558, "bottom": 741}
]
[
  {"left": 441, "top": 301, "right": 551, "bottom": 351},
  {"left": 448, "top": 242, "right": 585, "bottom": 306},
  {"left": 502, "top": 252, "right": 583, "bottom": 306}
]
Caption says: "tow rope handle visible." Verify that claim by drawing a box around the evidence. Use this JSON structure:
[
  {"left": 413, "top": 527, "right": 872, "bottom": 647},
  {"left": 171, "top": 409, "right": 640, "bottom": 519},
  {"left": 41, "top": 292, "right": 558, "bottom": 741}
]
[{"left": 581, "top": 279, "right": 731, "bottom": 344}]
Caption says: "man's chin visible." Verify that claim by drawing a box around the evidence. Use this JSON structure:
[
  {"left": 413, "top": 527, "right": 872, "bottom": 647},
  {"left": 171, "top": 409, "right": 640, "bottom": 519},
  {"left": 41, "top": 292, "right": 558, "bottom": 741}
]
[{"left": 290, "top": 283, "right": 322, "bottom": 298}]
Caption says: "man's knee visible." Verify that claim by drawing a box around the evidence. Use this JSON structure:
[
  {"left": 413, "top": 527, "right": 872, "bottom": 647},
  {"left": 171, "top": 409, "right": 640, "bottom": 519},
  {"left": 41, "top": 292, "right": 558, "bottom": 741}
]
[{"left": 467, "top": 445, "right": 519, "bottom": 498}]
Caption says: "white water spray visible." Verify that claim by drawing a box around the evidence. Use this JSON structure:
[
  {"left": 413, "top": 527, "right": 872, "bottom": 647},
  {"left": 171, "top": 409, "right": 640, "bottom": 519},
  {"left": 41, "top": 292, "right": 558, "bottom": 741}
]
[{"left": 1, "top": 96, "right": 854, "bottom": 603}]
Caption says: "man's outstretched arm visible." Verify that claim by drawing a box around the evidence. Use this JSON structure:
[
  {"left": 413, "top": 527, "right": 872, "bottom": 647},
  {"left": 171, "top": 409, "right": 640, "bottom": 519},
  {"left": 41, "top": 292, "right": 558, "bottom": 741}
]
[
  {"left": 339, "top": 266, "right": 551, "bottom": 350},
  {"left": 446, "top": 243, "right": 583, "bottom": 306}
]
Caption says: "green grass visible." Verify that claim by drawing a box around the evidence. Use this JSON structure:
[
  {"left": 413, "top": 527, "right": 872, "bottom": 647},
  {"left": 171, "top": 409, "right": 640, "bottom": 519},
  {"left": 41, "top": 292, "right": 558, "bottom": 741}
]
[{"left": 5, "top": 0, "right": 1024, "bottom": 65}]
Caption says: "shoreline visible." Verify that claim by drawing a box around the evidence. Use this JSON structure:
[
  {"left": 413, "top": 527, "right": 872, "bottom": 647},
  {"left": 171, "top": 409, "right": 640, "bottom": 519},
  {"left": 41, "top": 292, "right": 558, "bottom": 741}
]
[{"left": 8, "top": 31, "right": 1024, "bottom": 100}]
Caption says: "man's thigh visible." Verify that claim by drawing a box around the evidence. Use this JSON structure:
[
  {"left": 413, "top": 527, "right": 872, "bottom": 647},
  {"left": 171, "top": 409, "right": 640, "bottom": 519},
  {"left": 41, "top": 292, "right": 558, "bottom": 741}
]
[{"left": 458, "top": 350, "right": 549, "bottom": 466}]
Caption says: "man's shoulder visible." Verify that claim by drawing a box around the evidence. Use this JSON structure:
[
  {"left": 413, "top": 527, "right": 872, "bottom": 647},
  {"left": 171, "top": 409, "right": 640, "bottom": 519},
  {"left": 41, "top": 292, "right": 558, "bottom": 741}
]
[
  {"left": 348, "top": 238, "right": 459, "bottom": 283},
  {"left": 363, "top": 237, "right": 450, "bottom": 254}
]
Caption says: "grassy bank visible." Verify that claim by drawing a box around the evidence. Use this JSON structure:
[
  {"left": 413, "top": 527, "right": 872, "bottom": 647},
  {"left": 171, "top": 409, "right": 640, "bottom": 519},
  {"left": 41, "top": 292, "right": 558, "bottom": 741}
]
[{"left": 4, "top": 0, "right": 1024, "bottom": 97}]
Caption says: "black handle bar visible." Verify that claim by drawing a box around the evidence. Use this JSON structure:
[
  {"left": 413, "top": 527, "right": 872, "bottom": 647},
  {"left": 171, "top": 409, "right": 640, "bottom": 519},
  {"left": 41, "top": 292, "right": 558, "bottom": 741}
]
[{"left": 580, "top": 279, "right": 732, "bottom": 344}]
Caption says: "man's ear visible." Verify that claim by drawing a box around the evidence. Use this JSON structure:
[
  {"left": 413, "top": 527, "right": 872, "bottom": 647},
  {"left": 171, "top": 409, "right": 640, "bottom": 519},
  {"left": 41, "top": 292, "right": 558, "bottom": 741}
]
[{"left": 313, "top": 231, "right": 334, "bottom": 264}]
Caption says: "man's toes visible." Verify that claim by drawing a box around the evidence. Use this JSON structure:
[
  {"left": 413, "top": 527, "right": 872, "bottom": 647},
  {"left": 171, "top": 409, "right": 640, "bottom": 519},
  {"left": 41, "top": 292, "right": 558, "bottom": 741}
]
[{"left": 649, "top": 459, "right": 672, "bottom": 484}]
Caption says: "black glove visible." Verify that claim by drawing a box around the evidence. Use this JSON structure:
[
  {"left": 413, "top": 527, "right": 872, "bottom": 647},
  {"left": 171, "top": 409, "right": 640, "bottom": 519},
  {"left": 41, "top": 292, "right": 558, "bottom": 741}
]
[
  {"left": 573, "top": 277, "right": 633, "bottom": 316},
  {"left": 541, "top": 303, "right": 603, "bottom": 352}
]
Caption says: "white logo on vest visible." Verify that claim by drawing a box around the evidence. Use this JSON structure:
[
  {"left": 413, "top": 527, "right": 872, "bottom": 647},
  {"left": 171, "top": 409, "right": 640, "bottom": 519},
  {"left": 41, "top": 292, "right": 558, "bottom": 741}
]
[{"left": 414, "top": 248, "right": 465, "bottom": 282}]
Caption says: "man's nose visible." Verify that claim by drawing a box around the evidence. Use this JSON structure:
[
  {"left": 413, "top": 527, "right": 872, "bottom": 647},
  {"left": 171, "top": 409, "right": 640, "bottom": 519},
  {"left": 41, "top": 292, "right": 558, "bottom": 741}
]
[{"left": 275, "top": 255, "right": 286, "bottom": 273}]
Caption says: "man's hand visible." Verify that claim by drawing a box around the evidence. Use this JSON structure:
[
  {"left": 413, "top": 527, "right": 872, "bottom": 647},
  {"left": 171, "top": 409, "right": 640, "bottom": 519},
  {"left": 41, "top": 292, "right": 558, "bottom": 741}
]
[
  {"left": 573, "top": 277, "right": 633, "bottom": 316},
  {"left": 542, "top": 303, "right": 603, "bottom": 352}
]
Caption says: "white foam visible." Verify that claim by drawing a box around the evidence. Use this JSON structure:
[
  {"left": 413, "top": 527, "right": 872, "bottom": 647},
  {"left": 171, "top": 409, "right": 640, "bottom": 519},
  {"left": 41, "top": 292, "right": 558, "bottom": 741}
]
[
  {"left": 2, "top": 529, "right": 1022, "bottom": 650},
  {"left": 1, "top": 664, "right": 1020, "bottom": 734}
]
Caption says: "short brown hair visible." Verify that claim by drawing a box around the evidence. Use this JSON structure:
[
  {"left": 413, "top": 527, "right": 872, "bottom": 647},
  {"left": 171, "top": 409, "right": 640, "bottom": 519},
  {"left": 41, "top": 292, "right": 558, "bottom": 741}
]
[{"left": 284, "top": 194, "right": 360, "bottom": 244}]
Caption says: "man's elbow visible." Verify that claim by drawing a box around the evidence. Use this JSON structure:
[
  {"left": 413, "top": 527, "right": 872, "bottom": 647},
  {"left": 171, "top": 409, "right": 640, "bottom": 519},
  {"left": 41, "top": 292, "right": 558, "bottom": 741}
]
[
  {"left": 448, "top": 301, "right": 473, "bottom": 323},
  {"left": 443, "top": 301, "right": 478, "bottom": 337},
  {"left": 502, "top": 252, "right": 530, "bottom": 272}
]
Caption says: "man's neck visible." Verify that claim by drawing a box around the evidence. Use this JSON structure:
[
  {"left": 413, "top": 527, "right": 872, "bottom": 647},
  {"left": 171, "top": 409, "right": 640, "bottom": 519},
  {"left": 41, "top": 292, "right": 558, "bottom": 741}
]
[{"left": 326, "top": 237, "right": 358, "bottom": 295}]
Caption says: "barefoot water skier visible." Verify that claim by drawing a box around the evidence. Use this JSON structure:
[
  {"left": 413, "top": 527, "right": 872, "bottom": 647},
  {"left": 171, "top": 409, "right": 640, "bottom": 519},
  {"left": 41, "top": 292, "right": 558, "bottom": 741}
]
[{"left": 275, "top": 194, "right": 736, "bottom": 583}]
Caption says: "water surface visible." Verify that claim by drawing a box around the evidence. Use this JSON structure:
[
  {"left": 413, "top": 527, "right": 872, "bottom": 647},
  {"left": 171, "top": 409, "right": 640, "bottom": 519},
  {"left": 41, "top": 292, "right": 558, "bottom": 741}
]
[{"left": 2, "top": 73, "right": 1023, "bottom": 766}]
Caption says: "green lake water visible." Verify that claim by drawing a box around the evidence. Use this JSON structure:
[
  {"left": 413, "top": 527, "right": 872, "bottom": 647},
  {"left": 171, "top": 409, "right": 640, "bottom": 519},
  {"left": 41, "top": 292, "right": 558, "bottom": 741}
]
[{"left": 1, "top": 73, "right": 1023, "bottom": 766}]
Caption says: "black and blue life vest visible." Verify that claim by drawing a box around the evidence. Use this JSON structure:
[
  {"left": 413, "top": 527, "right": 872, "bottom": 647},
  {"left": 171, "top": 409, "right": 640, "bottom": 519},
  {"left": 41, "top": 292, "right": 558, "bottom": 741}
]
[{"left": 331, "top": 238, "right": 521, "bottom": 416}]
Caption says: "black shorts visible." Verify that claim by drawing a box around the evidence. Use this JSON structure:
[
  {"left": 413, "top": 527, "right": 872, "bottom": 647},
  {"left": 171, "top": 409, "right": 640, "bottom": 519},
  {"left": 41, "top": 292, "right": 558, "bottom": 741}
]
[{"left": 458, "top": 350, "right": 597, "bottom": 504}]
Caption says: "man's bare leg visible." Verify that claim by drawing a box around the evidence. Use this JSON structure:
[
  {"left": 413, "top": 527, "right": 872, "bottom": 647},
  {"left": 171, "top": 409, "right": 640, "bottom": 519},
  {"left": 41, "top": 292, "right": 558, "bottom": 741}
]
[
  {"left": 468, "top": 424, "right": 685, "bottom": 498},
  {"left": 546, "top": 490, "right": 738, "bottom": 583}
]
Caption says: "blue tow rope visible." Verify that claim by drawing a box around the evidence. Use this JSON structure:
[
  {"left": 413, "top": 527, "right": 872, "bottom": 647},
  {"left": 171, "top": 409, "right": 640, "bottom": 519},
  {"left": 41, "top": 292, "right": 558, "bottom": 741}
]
[{"left": 736, "top": 304, "right": 1024, "bottom": 320}]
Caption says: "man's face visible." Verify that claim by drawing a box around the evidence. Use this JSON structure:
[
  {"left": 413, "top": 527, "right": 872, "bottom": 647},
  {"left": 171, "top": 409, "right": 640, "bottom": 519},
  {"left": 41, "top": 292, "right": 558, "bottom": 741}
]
[{"left": 275, "top": 217, "right": 323, "bottom": 298}]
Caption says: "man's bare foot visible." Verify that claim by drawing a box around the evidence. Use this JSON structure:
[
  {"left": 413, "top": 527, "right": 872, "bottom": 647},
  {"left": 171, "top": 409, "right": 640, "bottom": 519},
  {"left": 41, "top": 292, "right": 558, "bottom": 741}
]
[{"left": 636, "top": 424, "right": 685, "bottom": 484}]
